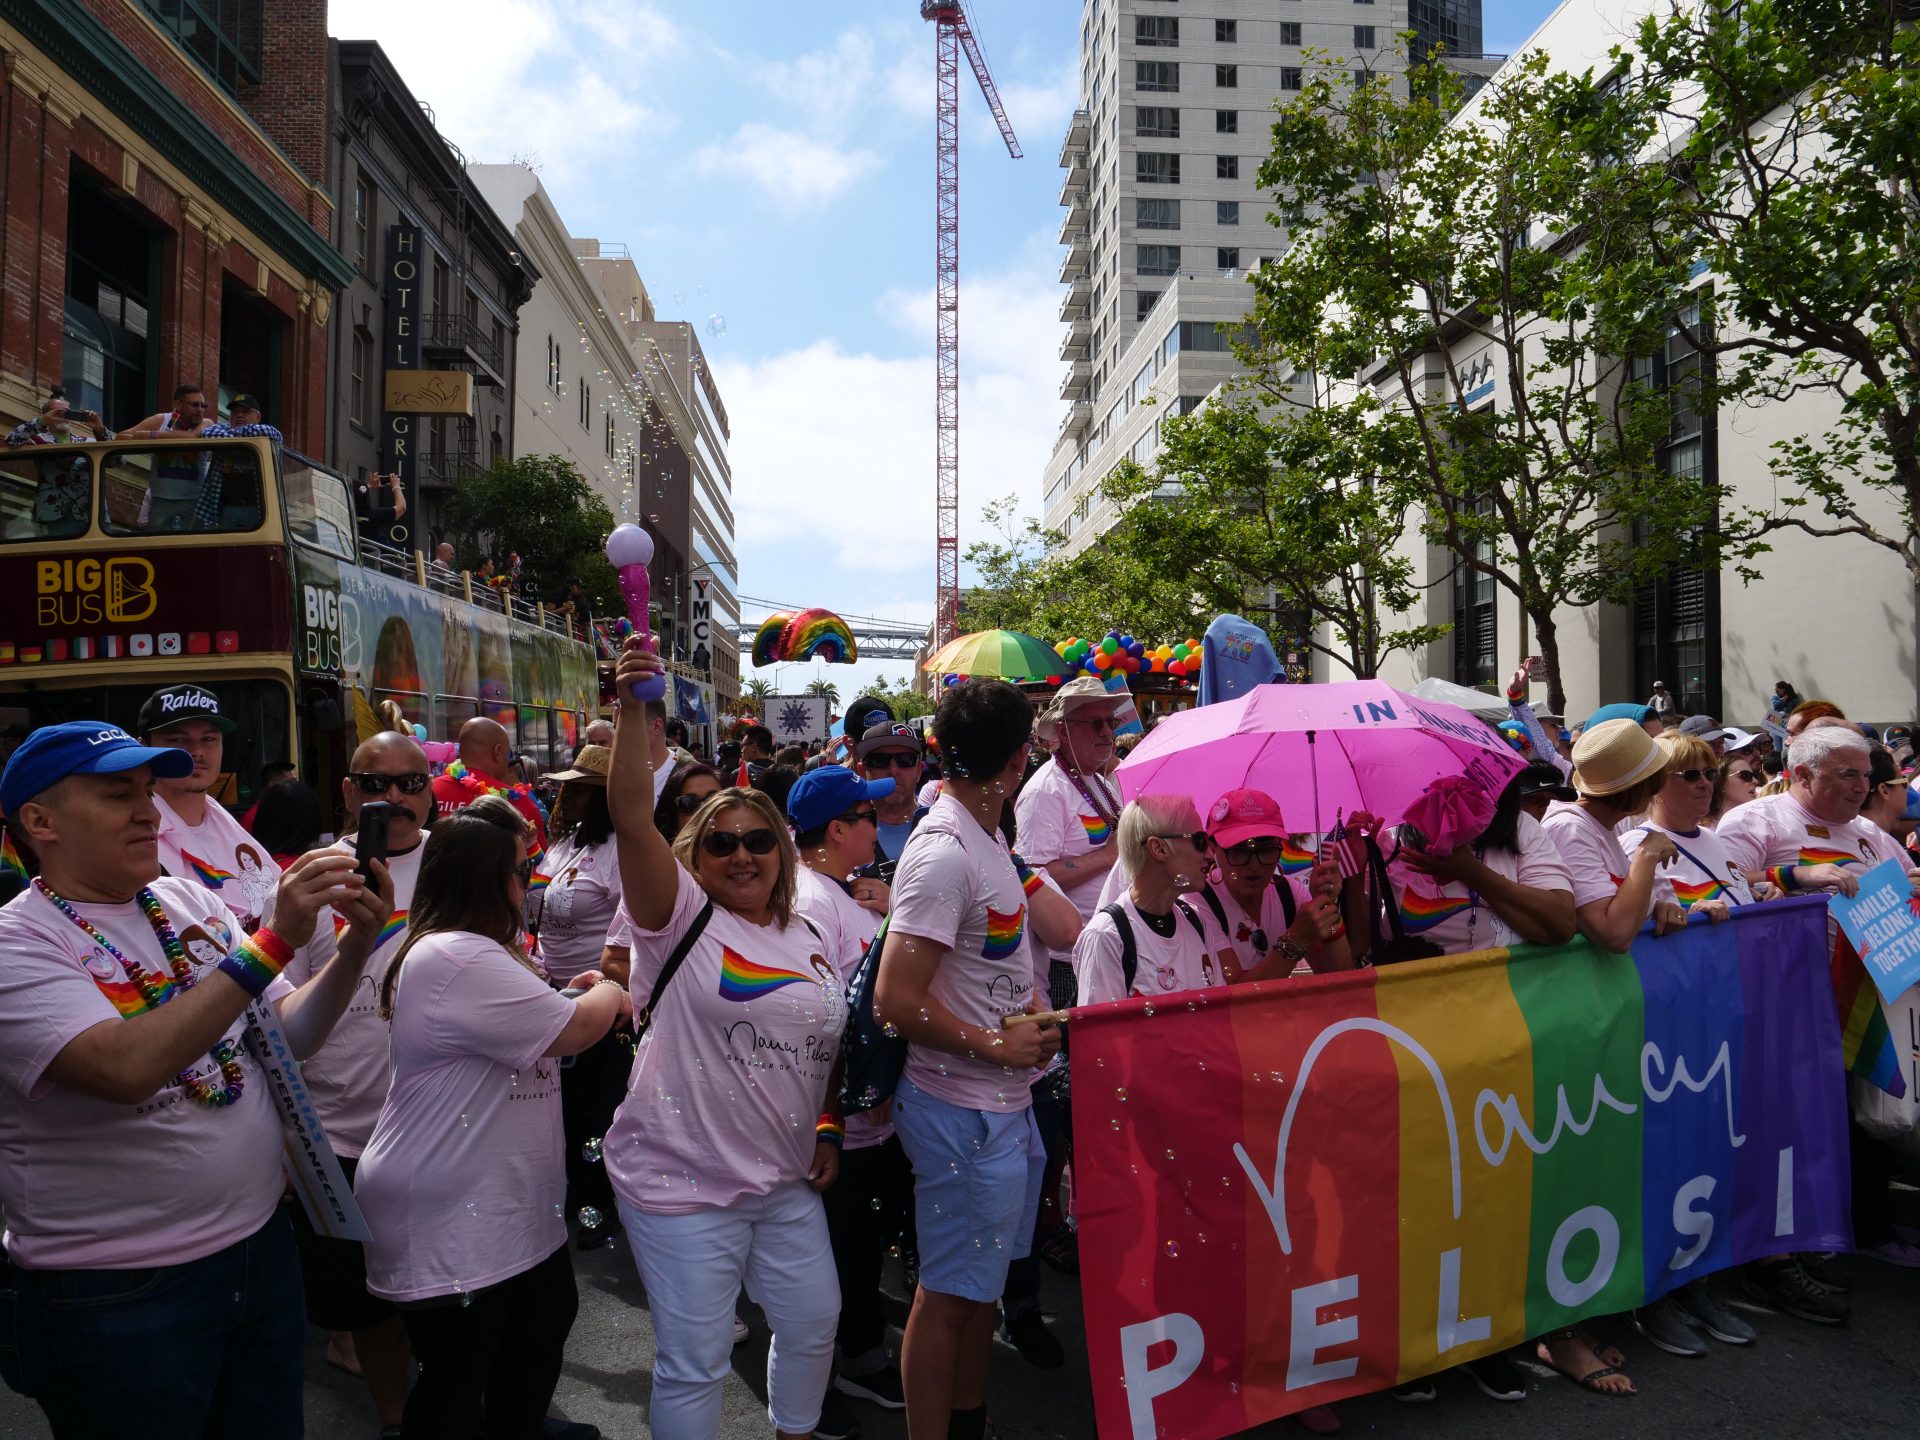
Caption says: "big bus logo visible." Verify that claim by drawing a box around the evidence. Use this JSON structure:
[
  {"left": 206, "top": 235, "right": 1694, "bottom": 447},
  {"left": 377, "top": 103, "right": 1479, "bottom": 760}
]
[{"left": 35, "top": 557, "right": 157, "bottom": 626}]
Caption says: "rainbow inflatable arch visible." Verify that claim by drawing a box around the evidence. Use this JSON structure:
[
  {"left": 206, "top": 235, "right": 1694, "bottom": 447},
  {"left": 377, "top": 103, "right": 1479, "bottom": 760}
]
[{"left": 751, "top": 608, "right": 857, "bottom": 666}]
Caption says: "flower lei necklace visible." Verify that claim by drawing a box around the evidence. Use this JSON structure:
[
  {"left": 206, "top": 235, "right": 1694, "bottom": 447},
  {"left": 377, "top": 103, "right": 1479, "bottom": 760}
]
[
  {"left": 444, "top": 758, "right": 549, "bottom": 828},
  {"left": 33, "top": 879, "right": 245, "bottom": 1107}
]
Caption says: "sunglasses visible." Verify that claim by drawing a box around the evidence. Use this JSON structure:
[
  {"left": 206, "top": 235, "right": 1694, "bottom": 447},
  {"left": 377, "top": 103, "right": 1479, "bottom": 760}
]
[
  {"left": 1221, "top": 837, "right": 1284, "bottom": 864},
  {"left": 701, "top": 828, "right": 781, "bottom": 858},
  {"left": 1729, "top": 769, "right": 1760, "bottom": 784},
  {"left": 1067, "top": 715, "right": 1122, "bottom": 732},
  {"left": 1156, "top": 831, "right": 1210, "bottom": 849},
  {"left": 865, "top": 751, "right": 921, "bottom": 770},
  {"left": 514, "top": 858, "right": 535, "bottom": 885},
  {"left": 349, "top": 771, "right": 431, "bottom": 796},
  {"left": 1668, "top": 768, "right": 1713, "bottom": 783},
  {"left": 675, "top": 790, "right": 720, "bottom": 813},
  {"left": 842, "top": 807, "right": 879, "bottom": 826}
]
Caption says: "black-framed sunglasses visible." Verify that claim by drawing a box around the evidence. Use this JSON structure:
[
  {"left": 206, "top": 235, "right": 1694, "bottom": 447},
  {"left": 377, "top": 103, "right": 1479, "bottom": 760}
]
[
  {"left": 1156, "top": 831, "right": 1210, "bottom": 850},
  {"left": 348, "top": 771, "right": 431, "bottom": 796},
  {"left": 864, "top": 751, "right": 921, "bottom": 770},
  {"left": 676, "top": 790, "right": 720, "bottom": 813},
  {"left": 1669, "top": 768, "right": 1713, "bottom": 784},
  {"left": 514, "top": 858, "right": 535, "bottom": 884},
  {"left": 1728, "top": 769, "right": 1761, "bottom": 784},
  {"left": 701, "top": 828, "right": 781, "bottom": 858},
  {"left": 841, "top": 807, "right": 880, "bottom": 826},
  {"left": 1222, "top": 837, "right": 1285, "bottom": 865}
]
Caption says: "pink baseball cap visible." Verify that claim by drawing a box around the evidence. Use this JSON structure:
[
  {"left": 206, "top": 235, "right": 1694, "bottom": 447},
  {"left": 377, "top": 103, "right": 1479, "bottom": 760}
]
[{"left": 1205, "top": 788, "right": 1288, "bottom": 848}]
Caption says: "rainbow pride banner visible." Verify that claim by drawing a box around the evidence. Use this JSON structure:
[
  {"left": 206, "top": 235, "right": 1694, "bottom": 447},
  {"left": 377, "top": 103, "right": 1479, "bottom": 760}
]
[{"left": 1072, "top": 896, "right": 1849, "bottom": 1440}]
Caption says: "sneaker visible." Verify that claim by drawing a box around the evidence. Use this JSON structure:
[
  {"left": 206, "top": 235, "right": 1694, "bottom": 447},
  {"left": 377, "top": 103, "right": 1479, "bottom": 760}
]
[
  {"left": 1739, "top": 1259, "right": 1850, "bottom": 1324},
  {"left": 835, "top": 1364, "right": 906, "bottom": 1410},
  {"left": 1294, "top": 1405, "right": 1341, "bottom": 1434},
  {"left": 813, "top": 1389, "right": 861, "bottom": 1440},
  {"left": 1390, "top": 1376, "right": 1436, "bottom": 1403},
  {"left": 1631, "top": 1297, "right": 1708, "bottom": 1357},
  {"left": 1002, "top": 1308, "right": 1065, "bottom": 1369},
  {"left": 1463, "top": 1352, "right": 1528, "bottom": 1401},
  {"left": 1671, "top": 1281, "right": 1756, "bottom": 1345},
  {"left": 1864, "top": 1237, "right": 1920, "bottom": 1268},
  {"left": 1799, "top": 1251, "right": 1852, "bottom": 1292},
  {"left": 733, "top": 1315, "right": 750, "bottom": 1346},
  {"left": 1037, "top": 1223, "right": 1080, "bottom": 1275}
]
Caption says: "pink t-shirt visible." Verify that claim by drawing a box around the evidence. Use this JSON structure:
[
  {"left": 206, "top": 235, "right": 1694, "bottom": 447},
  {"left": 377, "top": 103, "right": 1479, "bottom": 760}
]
[
  {"left": 1384, "top": 813, "right": 1573, "bottom": 954},
  {"left": 605, "top": 867, "right": 847, "bottom": 1215},
  {"left": 794, "top": 865, "right": 890, "bottom": 1149},
  {"left": 1075, "top": 894, "right": 1216, "bottom": 1004},
  {"left": 1716, "top": 793, "right": 1915, "bottom": 879},
  {"left": 1623, "top": 822, "right": 1755, "bottom": 911},
  {"left": 886, "top": 794, "right": 1035, "bottom": 1113},
  {"left": 528, "top": 832, "right": 622, "bottom": 984},
  {"left": 280, "top": 840, "right": 425, "bottom": 1157},
  {"left": 0, "top": 878, "right": 293, "bottom": 1269},
  {"left": 154, "top": 793, "right": 281, "bottom": 930},
  {"left": 1014, "top": 759, "right": 1120, "bottom": 946},
  {"left": 1541, "top": 802, "right": 1634, "bottom": 911},
  {"left": 353, "top": 931, "right": 573, "bottom": 1301}
]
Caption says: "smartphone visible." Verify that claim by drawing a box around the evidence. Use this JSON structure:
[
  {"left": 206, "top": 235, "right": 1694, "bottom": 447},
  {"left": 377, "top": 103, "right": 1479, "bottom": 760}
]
[{"left": 354, "top": 802, "right": 392, "bottom": 884}]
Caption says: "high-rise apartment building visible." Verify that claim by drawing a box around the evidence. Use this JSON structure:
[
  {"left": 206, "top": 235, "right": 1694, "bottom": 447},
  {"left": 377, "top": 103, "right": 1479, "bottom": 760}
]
[{"left": 1041, "top": 0, "right": 1485, "bottom": 553}]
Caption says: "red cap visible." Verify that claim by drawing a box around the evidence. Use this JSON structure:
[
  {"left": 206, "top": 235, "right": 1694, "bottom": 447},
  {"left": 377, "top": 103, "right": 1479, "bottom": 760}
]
[{"left": 1206, "top": 788, "right": 1287, "bottom": 848}]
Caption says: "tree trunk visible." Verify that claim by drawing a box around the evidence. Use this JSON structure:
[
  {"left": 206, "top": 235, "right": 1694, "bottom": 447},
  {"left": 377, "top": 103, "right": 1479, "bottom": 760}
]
[{"left": 1532, "top": 608, "right": 1567, "bottom": 718}]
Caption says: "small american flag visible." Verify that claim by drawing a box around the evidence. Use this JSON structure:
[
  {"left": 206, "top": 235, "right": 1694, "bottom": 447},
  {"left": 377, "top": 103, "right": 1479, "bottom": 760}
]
[{"left": 1320, "top": 814, "right": 1367, "bottom": 880}]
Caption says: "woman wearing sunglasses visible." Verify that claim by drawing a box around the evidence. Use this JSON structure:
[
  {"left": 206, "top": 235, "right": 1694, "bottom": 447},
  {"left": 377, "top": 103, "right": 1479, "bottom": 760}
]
[
  {"left": 352, "top": 795, "right": 631, "bottom": 1438},
  {"left": 1624, "top": 733, "right": 1762, "bottom": 921},
  {"left": 1708, "top": 753, "right": 1764, "bottom": 828},
  {"left": 654, "top": 761, "right": 725, "bottom": 842},
  {"left": 1075, "top": 796, "right": 1217, "bottom": 1002},
  {"left": 1191, "top": 788, "right": 1353, "bottom": 983},
  {"left": 605, "top": 636, "right": 846, "bottom": 1440}
]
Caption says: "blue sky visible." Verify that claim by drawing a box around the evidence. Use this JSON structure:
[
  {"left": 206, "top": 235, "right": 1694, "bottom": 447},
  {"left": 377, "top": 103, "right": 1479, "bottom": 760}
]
[{"left": 330, "top": 0, "right": 1564, "bottom": 700}]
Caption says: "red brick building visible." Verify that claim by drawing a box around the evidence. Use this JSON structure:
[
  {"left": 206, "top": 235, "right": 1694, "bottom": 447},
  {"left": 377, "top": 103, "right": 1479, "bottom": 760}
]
[{"left": 0, "top": 0, "right": 351, "bottom": 456}]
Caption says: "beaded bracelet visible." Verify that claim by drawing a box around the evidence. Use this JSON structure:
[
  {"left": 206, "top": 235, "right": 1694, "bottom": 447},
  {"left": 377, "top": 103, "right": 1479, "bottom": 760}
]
[
  {"left": 816, "top": 1113, "right": 846, "bottom": 1148},
  {"left": 218, "top": 927, "right": 294, "bottom": 999}
]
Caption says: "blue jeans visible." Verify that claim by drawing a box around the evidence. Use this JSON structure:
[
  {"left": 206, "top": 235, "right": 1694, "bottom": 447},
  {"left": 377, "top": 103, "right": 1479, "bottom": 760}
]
[{"left": 1, "top": 1209, "right": 306, "bottom": 1439}]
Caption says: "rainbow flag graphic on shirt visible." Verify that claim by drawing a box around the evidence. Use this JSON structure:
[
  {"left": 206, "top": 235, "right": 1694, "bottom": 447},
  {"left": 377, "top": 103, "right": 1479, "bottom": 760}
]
[
  {"left": 1278, "top": 838, "right": 1317, "bottom": 875},
  {"left": 1079, "top": 814, "right": 1112, "bottom": 846},
  {"left": 1670, "top": 877, "right": 1727, "bottom": 910},
  {"left": 983, "top": 904, "right": 1027, "bottom": 960},
  {"left": 1396, "top": 887, "right": 1475, "bottom": 933},
  {"left": 333, "top": 910, "right": 410, "bottom": 950},
  {"left": 93, "top": 971, "right": 175, "bottom": 1018},
  {"left": 1799, "top": 846, "right": 1858, "bottom": 868},
  {"left": 718, "top": 946, "right": 807, "bottom": 1002},
  {"left": 181, "top": 851, "right": 234, "bottom": 888}
]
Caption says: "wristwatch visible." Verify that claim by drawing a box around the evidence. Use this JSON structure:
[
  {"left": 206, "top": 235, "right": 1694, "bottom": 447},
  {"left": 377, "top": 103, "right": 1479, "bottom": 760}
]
[{"left": 1274, "top": 935, "right": 1307, "bottom": 965}]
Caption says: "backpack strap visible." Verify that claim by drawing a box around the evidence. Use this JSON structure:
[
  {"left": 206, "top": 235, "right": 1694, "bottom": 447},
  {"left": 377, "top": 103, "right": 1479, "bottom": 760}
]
[
  {"left": 1173, "top": 897, "right": 1206, "bottom": 938},
  {"left": 1272, "top": 872, "right": 1298, "bottom": 927},
  {"left": 1197, "top": 884, "right": 1229, "bottom": 934},
  {"left": 635, "top": 898, "right": 714, "bottom": 1039},
  {"left": 1100, "top": 901, "right": 1138, "bottom": 995}
]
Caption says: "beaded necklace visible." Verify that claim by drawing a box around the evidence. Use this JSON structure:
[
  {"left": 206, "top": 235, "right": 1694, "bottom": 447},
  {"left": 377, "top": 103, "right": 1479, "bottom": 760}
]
[
  {"left": 443, "top": 758, "right": 550, "bottom": 829},
  {"left": 1054, "top": 753, "right": 1120, "bottom": 832},
  {"left": 33, "top": 879, "right": 246, "bottom": 1106}
]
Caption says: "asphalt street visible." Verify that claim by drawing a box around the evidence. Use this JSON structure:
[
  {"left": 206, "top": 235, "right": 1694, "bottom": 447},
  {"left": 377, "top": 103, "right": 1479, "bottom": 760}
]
[{"left": 8, "top": 1200, "right": 1920, "bottom": 1440}]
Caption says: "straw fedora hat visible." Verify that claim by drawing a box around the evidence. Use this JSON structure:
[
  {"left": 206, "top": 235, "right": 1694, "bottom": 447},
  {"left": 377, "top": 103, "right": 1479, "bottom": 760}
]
[
  {"left": 544, "top": 743, "right": 611, "bottom": 785},
  {"left": 1569, "top": 719, "right": 1664, "bottom": 798},
  {"left": 1036, "top": 675, "right": 1137, "bottom": 744}
]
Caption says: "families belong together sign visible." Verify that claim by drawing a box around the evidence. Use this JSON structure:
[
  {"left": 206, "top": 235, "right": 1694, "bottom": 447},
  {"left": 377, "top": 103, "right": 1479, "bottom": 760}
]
[{"left": 1070, "top": 897, "right": 1849, "bottom": 1440}]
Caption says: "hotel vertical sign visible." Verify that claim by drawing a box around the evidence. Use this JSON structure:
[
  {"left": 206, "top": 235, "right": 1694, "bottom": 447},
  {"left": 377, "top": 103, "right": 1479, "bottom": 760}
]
[{"left": 382, "top": 225, "right": 423, "bottom": 551}]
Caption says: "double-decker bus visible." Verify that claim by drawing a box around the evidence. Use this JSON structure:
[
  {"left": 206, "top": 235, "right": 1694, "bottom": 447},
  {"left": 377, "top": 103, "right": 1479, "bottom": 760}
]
[{"left": 0, "top": 435, "right": 597, "bottom": 815}]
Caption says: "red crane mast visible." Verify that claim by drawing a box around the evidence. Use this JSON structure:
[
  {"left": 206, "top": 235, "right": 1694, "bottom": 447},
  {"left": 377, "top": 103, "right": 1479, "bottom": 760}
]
[{"left": 922, "top": 1, "right": 1021, "bottom": 651}]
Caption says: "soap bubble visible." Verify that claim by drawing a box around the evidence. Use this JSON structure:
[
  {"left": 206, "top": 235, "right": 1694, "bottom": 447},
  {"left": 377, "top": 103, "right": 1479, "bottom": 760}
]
[
  {"left": 581, "top": 1138, "right": 604, "bottom": 1164},
  {"left": 707, "top": 313, "right": 727, "bottom": 339},
  {"left": 577, "top": 1206, "right": 604, "bottom": 1231}
]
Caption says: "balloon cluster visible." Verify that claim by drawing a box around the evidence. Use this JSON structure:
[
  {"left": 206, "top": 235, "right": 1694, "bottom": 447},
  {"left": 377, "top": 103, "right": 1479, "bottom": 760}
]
[{"left": 1054, "top": 631, "right": 1205, "bottom": 682}]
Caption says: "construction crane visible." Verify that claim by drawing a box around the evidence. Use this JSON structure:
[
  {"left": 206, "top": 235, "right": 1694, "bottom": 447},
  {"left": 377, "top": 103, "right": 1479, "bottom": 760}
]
[{"left": 922, "top": 1, "right": 1021, "bottom": 651}]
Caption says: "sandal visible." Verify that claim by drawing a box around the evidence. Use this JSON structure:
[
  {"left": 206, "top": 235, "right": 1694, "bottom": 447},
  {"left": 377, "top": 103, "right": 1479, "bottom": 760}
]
[{"left": 1534, "top": 1327, "right": 1635, "bottom": 1397}]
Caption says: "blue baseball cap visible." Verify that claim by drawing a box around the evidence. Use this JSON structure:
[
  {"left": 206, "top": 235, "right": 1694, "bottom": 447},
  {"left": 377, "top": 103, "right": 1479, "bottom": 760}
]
[
  {"left": 786, "top": 766, "right": 895, "bottom": 832},
  {"left": 0, "top": 721, "right": 192, "bottom": 814},
  {"left": 1586, "top": 701, "right": 1657, "bottom": 730}
]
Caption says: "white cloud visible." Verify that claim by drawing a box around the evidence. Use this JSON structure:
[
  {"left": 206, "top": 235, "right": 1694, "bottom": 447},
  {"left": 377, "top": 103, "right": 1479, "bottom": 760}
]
[{"left": 691, "top": 123, "right": 883, "bottom": 211}]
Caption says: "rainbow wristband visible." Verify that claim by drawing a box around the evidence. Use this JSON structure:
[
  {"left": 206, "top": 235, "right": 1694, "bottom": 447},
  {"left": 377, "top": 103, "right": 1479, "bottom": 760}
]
[
  {"left": 218, "top": 927, "right": 294, "bottom": 999},
  {"left": 816, "top": 1113, "right": 846, "bottom": 1148},
  {"left": 1767, "top": 864, "right": 1799, "bottom": 892}
]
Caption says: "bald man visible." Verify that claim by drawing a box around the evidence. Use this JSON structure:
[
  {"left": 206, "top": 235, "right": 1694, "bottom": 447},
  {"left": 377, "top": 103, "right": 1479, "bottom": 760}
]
[
  {"left": 281, "top": 730, "right": 435, "bottom": 1430},
  {"left": 430, "top": 716, "right": 548, "bottom": 851}
]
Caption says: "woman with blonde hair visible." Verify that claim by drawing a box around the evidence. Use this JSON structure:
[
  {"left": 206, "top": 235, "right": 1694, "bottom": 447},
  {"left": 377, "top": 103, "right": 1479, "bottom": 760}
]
[
  {"left": 605, "top": 637, "right": 845, "bottom": 1440},
  {"left": 1074, "top": 794, "right": 1214, "bottom": 1003}
]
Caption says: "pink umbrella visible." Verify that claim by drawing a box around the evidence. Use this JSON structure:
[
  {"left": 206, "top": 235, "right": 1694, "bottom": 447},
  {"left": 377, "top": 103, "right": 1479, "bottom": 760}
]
[{"left": 1115, "top": 680, "right": 1526, "bottom": 833}]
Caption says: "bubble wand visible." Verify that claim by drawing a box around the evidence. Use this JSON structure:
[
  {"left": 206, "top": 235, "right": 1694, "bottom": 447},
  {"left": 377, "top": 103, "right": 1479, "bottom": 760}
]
[{"left": 605, "top": 524, "right": 667, "bottom": 703}]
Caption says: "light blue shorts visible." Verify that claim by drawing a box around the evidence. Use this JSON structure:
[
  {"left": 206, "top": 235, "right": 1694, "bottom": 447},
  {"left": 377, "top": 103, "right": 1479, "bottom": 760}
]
[{"left": 891, "top": 1074, "right": 1046, "bottom": 1303}]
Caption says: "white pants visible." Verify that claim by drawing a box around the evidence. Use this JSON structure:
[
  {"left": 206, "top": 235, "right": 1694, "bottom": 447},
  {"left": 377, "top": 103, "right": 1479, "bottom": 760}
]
[{"left": 620, "top": 1181, "right": 841, "bottom": 1438}]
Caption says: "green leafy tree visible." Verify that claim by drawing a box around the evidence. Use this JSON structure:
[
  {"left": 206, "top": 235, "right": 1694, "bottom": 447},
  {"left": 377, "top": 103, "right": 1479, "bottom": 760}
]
[
  {"left": 439, "top": 455, "right": 619, "bottom": 611},
  {"left": 742, "top": 677, "right": 774, "bottom": 702},
  {"left": 864, "top": 673, "right": 937, "bottom": 721},
  {"left": 1252, "top": 46, "right": 1762, "bottom": 712},
  {"left": 805, "top": 678, "right": 841, "bottom": 708}
]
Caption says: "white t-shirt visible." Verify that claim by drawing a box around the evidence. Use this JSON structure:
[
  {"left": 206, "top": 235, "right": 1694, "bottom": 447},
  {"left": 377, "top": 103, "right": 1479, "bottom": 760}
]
[
  {"left": 354, "top": 931, "right": 573, "bottom": 1301},
  {"left": 1623, "top": 822, "right": 1755, "bottom": 911},
  {"left": 1384, "top": 813, "right": 1573, "bottom": 955},
  {"left": 1717, "top": 792, "right": 1915, "bottom": 881},
  {"left": 794, "top": 865, "right": 890, "bottom": 1149},
  {"left": 281, "top": 839, "right": 424, "bottom": 1157},
  {"left": 605, "top": 867, "right": 847, "bottom": 1215},
  {"left": 887, "top": 793, "right": 1035, "bottom": 1113},
  {"left": 1014, "top": 760, "right": 1120, "bottom": 947},
  {"left": 0, "top": 878, "right": 294, "bottom": 1268},
  {"left": 1075, "top": 894, "right": 1216, "bottom": 1005},
  {"left": 529, "top": 831, "right": 622, "bottom": 984},
  {"left": 154, "top": 792, "right": 280, "bottom": 929},
  {"left": 1541, "top": 802, "right": 1634, "bottom": 911},
  {"left": 1186, "top": 877, "right": 1309, "bottom": 980}
]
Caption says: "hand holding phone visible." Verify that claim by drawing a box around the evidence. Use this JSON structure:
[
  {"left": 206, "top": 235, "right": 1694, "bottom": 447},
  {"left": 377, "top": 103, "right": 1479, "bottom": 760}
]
[{"left": 355, "top": 801, "right": 392, "bottom": 884}]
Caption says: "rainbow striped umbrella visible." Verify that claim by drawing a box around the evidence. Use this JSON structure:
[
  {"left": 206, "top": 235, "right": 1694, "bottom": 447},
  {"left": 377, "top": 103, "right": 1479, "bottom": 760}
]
[{"left": 922, "top": 629, "right": 1074, "bottom": 682}]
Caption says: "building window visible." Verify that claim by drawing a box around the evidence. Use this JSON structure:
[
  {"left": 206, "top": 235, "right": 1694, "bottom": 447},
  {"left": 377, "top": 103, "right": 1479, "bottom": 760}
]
[
  {"left": 1280, "top": 21, "right": 1303, "bottom": 44},
  {"left": 1217, "top": 200, "right": 1241, "bottom": 224},
  {"left": 1451, "top": 497, "right": 1498, "bottom": 687},
  {"left": 579, "top": 380, "right": 590, "bottom": 429},
  {"left": 1138, "top": 291, "right": 1161, "bottom": 321},
  {"left": 1136, "top": 197, "right": 1181, "bottom": 229},
  {"left": 1137, "top": 244, "right": 1181, "bottom": 276},
  {"left": 432, "top": 259, "right": 449, "bottom": 319},
  {"left": 1215, "top": 19, "right": 1237, "bottom": 41},
  {"left": 1135, "top": 61, "right": 1179, "bottom": 92},
  {"left": 1281, "top": 66, "right": 1304, "bottom": 90},
  {"left": 1218, "top": 247, "right": 1240, "bottom": 269},
  {"left": 1215, "top": 64, "right": 1238, "bottom": 87},
  {"left": 1136, "top": 152, "right": 1182, "bottom": 184},
  {"left": 1135, "top": 106, "right": 1180, "bottom": 138},
  {"left": 1217, "top": 154, "right": 1239, "bottom": 179},
  {"left": 140, "top": 0, "right": 261, "bottom": 95},
  {"left": 605, "top": 414, "right": 615, "bottom": 458},
  {"left": 1216, "top": 109, "right": 1238, "bottom": 133},
  {"left": 1136, "top": 16, "right": 1179, "bottom": 46},
  {"left": 350, "top": 326, "right": 372, "bottom": 428},
  {"left": 352, "top": 176, "right": 373, "bottom": 274},
  {"left": 1355, "top": 24, "right": 1378, "bottom": 46}
]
